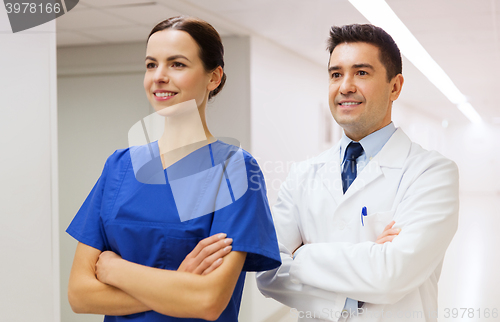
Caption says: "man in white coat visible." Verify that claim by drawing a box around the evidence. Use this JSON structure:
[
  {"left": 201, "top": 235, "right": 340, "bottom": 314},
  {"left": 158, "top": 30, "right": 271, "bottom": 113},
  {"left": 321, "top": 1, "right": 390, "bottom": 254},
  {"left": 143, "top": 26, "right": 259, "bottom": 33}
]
[{"left": 256, "top": 24, "right": 459, "bottom": 322}]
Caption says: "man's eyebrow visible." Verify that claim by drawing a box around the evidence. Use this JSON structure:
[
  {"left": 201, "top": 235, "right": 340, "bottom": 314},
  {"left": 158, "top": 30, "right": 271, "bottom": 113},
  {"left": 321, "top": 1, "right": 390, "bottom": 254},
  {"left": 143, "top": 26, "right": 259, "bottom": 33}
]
[
  {"left": 353, "top": 63, "right": 374, "bottom": 70},
  {"left": 328, "top": 65, "right": 341, "bottom": 73},
  {"left": 328, "top": 63, "right": 375, "bottom": 73},
  {"left": 145, "top": 55, "right": 191, "bottom": 62}
]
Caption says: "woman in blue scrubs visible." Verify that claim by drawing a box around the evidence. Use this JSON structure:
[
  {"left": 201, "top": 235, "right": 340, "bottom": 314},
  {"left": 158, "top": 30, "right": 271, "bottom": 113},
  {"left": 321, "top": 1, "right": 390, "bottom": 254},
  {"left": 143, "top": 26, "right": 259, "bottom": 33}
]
[{"left": 67, "top": 16, "right": 281, "bottom": 321}]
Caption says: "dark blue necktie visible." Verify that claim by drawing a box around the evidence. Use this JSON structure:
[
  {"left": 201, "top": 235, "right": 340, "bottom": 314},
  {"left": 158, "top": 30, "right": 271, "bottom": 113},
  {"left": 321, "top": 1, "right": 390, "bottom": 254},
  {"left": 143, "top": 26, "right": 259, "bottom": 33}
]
[
  {"left": 342, "top": 142, "right": 364, "bottom": 194},
  {"left": 342, "top": 142, "right": 365, "bottom": 309}
]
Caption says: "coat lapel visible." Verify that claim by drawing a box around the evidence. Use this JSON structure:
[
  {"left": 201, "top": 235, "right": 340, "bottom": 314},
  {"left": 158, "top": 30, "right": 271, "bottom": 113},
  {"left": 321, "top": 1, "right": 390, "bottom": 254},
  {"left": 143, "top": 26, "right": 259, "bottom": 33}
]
[
  {"left": 333, "top": 128, "right": 412, "bottom": 204},
  {"left": 343, "top": 159, "right": 383, "bottom": 200},
  {"left": 316, "top": 143, "right": 344, "bottom": 205},
  {"left": 314, "top": 128, "right": 412, "bottom": 206}
]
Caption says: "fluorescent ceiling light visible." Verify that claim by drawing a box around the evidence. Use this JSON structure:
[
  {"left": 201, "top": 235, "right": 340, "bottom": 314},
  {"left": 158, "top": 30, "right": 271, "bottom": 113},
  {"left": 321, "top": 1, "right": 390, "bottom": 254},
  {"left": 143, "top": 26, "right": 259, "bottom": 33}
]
[
  {"left": 348, "top": 0, "right": 482, "bottom": 123},
  {"left": 457, "top": 102, "right": 482, "bottom": 124}
]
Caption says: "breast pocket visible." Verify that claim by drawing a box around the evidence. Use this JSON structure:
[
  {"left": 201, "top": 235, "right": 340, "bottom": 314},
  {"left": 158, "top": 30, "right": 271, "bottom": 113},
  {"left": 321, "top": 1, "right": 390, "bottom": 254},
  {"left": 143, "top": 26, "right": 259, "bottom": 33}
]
[
  {"left": 105, "top": 221, "right": 207, "bottom": 270},
  {"left": 360, "top": 210, "right": 395, "bottom": 242},
  {"left": 105, "top": 221, "right": 169, "bottom": 268},
  {"left": 164, "top": 236, "right": 202, "bottom": 270}
]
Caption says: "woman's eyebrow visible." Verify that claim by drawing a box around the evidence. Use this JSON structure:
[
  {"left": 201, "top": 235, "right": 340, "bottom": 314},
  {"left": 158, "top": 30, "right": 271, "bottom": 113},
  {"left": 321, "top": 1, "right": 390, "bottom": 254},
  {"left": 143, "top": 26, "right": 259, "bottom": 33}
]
[
  {"left": 145, "top": 55, "right": 191, "bottom": 62},
  {"left": 166, "top": 55, "right": 191, "bottom": 62}
]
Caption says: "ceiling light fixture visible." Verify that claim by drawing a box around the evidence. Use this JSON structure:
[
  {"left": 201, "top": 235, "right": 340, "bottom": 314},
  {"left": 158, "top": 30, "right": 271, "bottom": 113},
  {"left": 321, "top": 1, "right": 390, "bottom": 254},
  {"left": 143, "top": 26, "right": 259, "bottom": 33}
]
[{"left": 348, "top": 0, "right": 482, "bottom": 123}]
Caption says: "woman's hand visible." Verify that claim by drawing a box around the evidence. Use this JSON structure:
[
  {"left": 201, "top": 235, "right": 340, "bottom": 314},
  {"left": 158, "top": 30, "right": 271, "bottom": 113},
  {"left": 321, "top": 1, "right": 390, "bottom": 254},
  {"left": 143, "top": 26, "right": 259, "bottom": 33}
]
[
  {"left": 376, "top": 221, "right": 401, "bottom": 244},
  {"left": 96, "top": 251, "right": 123, "bottom": 285},
  {"left": 178, "top": 233, "right": 233, "bottom": 275}
]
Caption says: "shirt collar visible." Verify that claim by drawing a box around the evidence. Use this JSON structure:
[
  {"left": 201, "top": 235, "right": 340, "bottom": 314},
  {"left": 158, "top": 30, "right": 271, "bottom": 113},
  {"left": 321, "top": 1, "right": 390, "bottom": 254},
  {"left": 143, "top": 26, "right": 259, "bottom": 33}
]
[{"left": 340, "top": 122, "right": 397, "bottom": 162}]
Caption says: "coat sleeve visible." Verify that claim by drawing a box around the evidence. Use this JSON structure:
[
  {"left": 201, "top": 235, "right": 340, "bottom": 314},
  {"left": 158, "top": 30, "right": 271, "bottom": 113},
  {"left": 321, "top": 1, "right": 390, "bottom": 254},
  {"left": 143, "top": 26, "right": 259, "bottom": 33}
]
[
  {"left": 256, "top": 163, "right": 347, "bottom": 321},
  {"left": 288, "top": 154, "right": 459, "bottom": 305}
]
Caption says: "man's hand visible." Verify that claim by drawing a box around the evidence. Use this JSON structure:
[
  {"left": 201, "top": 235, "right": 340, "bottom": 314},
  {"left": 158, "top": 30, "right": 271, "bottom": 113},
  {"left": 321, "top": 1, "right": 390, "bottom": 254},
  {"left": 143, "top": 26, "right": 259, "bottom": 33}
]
[
  {"left": 376, "top": 221, "right": 401, "bottom": 244},
  {"left": 178, "top": 233, "right": 233, "bottom": 275}
]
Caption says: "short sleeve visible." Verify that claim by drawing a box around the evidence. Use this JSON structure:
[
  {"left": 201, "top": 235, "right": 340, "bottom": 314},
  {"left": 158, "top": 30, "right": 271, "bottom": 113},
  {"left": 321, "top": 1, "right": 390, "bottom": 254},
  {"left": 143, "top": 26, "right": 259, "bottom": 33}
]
[
  {"left": 66, "top": 157, "right": 112, "bottom": 251},
  {"left": 210, "top": 152, "right": 281, "bottom": 272}
]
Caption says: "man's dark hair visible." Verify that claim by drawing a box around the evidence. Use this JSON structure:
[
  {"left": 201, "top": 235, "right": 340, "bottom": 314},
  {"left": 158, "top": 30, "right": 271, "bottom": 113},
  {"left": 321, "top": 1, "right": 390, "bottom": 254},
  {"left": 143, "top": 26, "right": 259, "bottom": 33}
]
[{"left": 327, "top": 24, "right": 402, "bottom": 82}]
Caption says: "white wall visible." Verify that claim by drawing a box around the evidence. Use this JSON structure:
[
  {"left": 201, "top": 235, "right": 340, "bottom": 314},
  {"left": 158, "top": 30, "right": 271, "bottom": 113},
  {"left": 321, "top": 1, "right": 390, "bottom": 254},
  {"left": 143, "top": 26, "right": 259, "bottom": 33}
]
[
  {"left": 207, "top": 36, "right": 252, "bottom": 150},
  {"left": 250, "top": 35, "right": 340, "bottom": 208},
  {"left": 393, "top": 101, "right": 500, "bottom": 195},
  {"left": 0, "top": 12, "right": 59, "bottom": 322},
  {"left": 441, "top": 123, "right": 500, "bottom": 194}
]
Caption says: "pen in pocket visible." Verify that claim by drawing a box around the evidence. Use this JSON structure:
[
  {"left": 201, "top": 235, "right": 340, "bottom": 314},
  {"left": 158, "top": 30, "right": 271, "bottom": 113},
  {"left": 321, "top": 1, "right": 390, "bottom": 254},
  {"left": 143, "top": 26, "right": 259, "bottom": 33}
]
[{"left": 361, "top": 206, "right": 367, "bottom": 226}]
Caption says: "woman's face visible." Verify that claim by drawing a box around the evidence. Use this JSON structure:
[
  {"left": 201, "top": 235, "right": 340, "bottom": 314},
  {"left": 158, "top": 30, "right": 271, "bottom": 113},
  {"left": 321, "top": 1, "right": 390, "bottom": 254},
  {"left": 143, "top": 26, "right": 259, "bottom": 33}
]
[{"left": 144, "top": 29, "right": 217, "bottom": 113}]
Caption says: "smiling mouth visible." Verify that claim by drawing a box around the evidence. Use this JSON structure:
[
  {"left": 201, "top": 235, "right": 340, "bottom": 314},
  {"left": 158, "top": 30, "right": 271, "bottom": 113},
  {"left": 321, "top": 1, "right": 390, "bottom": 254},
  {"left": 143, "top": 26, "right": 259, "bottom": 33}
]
[
  {"left": 339, "top": 102, "right": 361, "bottom": 106},
  {"left": 154, "top": 92, "right": 177, "bottom": 97}
]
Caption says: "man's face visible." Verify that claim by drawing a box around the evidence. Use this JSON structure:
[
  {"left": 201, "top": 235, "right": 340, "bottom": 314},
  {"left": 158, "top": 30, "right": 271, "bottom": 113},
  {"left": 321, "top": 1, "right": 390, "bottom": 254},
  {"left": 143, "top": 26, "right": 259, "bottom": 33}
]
[{"left": 328, "top": 42, "right": 403, "bottom": 141}]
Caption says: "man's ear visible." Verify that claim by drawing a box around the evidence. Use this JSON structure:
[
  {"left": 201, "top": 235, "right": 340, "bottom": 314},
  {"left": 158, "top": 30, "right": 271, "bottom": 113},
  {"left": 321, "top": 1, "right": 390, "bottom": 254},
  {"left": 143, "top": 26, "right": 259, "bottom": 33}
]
[
  {"left": 207, "top": 66, "right": 223, "bottom": 92},
  {"left": 390, "top": 74, "right": 404, "bottom": 101}
]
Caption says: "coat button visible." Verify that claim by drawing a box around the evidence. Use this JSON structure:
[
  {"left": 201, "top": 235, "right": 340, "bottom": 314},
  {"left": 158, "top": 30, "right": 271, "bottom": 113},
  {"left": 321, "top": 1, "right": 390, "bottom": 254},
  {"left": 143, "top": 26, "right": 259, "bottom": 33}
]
[{"left": 338, "top": 221, "right": 346, "bottom": 230}]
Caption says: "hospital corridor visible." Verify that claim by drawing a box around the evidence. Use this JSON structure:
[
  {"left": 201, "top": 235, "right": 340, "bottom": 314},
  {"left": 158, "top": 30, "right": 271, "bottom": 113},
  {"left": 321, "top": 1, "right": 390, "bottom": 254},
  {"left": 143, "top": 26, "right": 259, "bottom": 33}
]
[{"left": 1, "top": 0, "right": 499, "bottom": 321}]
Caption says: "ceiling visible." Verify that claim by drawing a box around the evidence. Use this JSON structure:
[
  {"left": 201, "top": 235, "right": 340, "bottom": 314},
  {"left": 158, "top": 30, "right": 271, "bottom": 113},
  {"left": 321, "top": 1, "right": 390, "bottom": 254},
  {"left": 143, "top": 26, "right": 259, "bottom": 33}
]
[{"left": 56, "top": 0, "right": 500, "bottom": 125}]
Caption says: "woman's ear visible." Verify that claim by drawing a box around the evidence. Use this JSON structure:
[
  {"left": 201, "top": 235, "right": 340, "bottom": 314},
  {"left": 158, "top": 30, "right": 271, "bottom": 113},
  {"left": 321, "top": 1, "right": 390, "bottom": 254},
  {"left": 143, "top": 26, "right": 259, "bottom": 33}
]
[{"left": 207, "top": 66, "right": 223, "bottom": 92}]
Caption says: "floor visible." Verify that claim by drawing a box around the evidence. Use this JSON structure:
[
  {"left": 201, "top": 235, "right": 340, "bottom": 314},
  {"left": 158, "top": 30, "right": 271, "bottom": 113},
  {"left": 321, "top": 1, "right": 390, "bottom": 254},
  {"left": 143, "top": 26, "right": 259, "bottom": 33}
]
[{"left": 437, "top": 192, "right": 500, "bottom": 322}]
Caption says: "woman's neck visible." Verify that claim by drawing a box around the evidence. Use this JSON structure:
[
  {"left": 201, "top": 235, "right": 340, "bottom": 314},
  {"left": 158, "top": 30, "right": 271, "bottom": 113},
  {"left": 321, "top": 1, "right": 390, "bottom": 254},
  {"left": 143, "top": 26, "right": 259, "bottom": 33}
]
[{"left": 157, "top": 99, "right": 215, "bottom": 168}]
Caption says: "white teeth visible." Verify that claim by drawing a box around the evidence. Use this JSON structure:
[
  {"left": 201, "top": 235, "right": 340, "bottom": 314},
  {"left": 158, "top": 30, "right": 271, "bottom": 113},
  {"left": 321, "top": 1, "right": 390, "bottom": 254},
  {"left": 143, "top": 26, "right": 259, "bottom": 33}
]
[
  {"left": 340, "top": 102, "right": 360, "bottom": 106},
  {"left": 154, "top": 92, "right": 176, "bottom": 97}
]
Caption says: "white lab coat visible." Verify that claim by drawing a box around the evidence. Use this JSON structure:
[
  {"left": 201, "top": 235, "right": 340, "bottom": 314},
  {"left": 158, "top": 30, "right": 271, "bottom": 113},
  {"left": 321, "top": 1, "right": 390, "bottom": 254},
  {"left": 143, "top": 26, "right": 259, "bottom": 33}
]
[{"left": 256, "top": 128, "right": 459, "bottom": 322}]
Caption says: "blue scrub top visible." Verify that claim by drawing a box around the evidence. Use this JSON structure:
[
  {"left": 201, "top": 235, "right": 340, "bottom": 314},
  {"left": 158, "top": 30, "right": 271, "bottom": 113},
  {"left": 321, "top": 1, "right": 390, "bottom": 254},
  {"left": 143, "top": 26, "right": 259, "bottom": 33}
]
[{"left": 67, "top": 140, "right": 281, "bottom": 322}]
